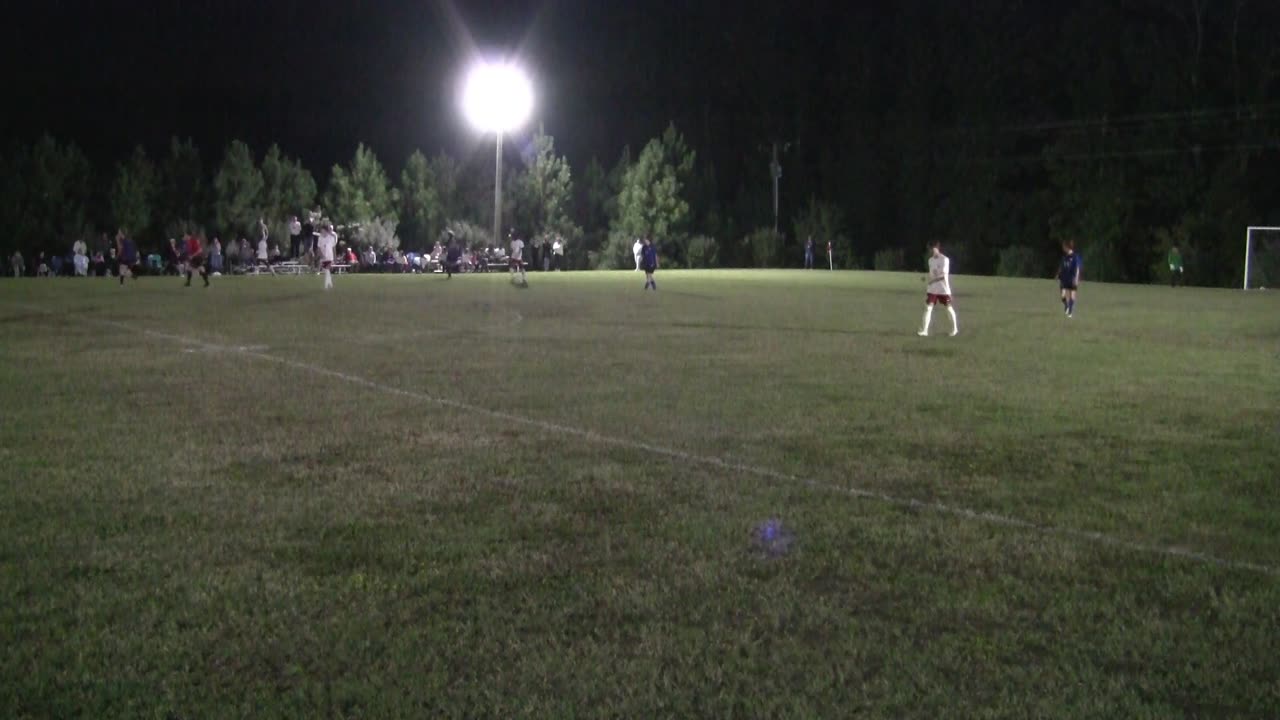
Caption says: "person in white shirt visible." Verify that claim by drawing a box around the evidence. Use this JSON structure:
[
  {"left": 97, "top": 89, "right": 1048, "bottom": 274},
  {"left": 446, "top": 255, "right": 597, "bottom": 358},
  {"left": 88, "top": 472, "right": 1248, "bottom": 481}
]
[
  {"left": 288, "top": 215, "right": 302, "bottom": 258},
  {"left": 632, "top": 237, "right": 643, "bottom": 271},
  {"left": 253, "top": 236, "right": 276, "bottom": 275},
  {"left": 918, "top": 241, "right": 958, "bottom": 337},
  {"left": 551, "top": 236, "right": 564, "bottom": 271},
  {"left": 508, "top": 231, "right": 527, "bottom": 286},
  {"left": 317, "top": 224, "right": 338, "bottom": 289}
]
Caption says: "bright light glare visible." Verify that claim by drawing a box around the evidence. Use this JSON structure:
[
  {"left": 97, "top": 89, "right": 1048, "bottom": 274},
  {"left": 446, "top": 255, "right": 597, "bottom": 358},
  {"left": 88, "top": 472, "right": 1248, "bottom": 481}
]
[{"left": 462, "top": 62, "right": 534, "bottom": 134}]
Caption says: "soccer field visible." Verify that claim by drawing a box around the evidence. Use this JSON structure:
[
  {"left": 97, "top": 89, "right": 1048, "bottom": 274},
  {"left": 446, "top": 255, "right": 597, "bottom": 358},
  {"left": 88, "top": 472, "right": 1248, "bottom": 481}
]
[{"left": 2, "top": 270, "right": 1278, "bottom": 717}]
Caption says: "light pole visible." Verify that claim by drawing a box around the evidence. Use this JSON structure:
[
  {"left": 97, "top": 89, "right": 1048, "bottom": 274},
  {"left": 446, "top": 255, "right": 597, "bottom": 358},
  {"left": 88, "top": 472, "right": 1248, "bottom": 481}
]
[{"left": 462, "top": 61, "right": 534, "bottom": 250}]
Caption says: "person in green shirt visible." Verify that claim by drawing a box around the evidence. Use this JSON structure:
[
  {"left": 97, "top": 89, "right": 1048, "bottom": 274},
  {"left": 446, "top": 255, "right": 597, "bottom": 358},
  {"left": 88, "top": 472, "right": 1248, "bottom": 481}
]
[{"left": 1168, "top": 245, "right": 1184, "bottom": 287}]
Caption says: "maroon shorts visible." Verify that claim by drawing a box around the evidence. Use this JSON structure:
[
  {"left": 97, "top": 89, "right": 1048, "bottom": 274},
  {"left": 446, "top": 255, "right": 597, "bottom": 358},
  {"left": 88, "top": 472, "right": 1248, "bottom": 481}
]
[
  {"left": 509, "top": 258, "right": 523, "bottom": 270},
  {"left": 321, "top": 260, "right": 332, "bottom": 269},
  {"left": 926, "top": 293, "right": 951, "bottom": 306}
]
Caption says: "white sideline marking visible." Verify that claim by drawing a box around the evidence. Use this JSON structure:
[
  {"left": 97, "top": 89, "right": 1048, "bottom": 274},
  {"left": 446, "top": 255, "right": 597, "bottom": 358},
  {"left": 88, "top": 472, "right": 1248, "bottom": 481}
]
[{"left": 12, "top": 303, "right": 1279, "bottom": 578}]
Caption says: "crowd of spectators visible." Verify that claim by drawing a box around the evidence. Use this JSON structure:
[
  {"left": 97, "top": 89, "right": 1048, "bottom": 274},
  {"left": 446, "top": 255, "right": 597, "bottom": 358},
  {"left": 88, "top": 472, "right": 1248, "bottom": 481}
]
[{"left": 6, "top": 211, "right": 572, "bottom": 279}]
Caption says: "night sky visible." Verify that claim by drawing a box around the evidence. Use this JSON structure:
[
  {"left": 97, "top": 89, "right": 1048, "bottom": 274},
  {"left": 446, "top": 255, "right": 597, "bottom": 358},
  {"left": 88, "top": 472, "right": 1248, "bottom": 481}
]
[{"left": 5, "top": 0, "right": 863, "bottom": 179}]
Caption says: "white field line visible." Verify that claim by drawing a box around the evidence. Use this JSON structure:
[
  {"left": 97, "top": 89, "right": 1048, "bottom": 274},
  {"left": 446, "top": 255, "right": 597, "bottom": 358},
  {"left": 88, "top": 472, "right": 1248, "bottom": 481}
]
[{"left": 12, "top": 303, "right": 1279, "bottom": 578}]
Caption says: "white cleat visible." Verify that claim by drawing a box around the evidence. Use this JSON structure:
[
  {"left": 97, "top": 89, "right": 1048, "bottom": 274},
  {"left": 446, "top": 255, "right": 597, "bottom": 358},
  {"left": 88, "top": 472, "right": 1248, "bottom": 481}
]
[
  {"left": 917, "top": 330, "right": 928, "bottom": 337},
  {"left": 949, "top": 329, "right": 958, "bottom": 337}
]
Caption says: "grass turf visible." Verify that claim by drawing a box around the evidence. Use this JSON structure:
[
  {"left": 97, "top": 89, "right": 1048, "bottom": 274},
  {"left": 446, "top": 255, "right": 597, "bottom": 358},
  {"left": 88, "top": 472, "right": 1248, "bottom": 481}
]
[{"left": 1, "top": 269, "right": 1278, "bottom": 718}]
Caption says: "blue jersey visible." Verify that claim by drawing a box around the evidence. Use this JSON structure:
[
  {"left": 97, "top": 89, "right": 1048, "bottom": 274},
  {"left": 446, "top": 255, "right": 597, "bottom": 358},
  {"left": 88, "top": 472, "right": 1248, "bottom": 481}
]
[
  {"left": 120, "top": 239, "right": 137, "bottom": 264},
  {"left": 1059, "top": 252, "right": 1081, "bottom": 283},
  {"left": 641, "top": 244, "right": 658, "bottom": 267}
]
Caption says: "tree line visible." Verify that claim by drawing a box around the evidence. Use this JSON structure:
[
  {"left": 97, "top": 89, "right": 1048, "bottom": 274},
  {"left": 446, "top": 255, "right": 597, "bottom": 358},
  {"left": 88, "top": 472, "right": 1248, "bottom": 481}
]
[{"left": 6, "top": 0, "right": 1280, "bottom": 290}]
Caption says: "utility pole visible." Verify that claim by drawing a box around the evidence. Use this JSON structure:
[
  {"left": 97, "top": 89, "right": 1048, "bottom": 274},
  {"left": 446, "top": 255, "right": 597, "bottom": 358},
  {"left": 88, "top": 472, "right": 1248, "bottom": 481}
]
[{"left": 762, "top": 141, "right": 791, "bottom": 237}]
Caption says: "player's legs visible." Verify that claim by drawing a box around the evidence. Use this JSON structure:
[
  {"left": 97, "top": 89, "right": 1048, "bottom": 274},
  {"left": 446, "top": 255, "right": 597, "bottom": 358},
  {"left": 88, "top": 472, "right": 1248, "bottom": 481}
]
[
  {"left": 322, "top": 261, "right": 332, "bottom": 289},
  {"left": 943, "top": 296, "right": 958, "bottom": 336},
  {"left": 1066, "top": 289, "right": 1076, "bottom": 316},
  {"left": 918, "top": 296, "right": 936, "bottom": 336}
]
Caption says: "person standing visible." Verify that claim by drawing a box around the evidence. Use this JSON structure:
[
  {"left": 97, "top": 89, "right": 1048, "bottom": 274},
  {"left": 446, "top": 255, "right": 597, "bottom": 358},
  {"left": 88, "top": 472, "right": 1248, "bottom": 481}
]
[
  {"left": 289, "top": 215, "right": 302, "bottom": 259},
  {"left": 918, "top": 241, "right": 958, "bottom": 337},
  {"left": 804, "top": 236, "right": 815, "bottom": 269},
  {"left": 256, "top": 233, "right": 269, "bottom": 273},
  {"left": 1168, "top": 245, "right": 1184, "bottom": 288},
  {"left": 183, "top": 234, "right": 209, "bottom": 287},
  {"left": 115, "top": 230, "right": 139, "bottom": 284},
  {"left": 444, "top": 235, "right": 463, "bottom": 278},
  {"left": 9, "top": 250, "right": 23, "bottom": 278},
  {"left": 1058, "top": 241, "right": 1082, "bottom": 318},
  {"left": 641, "top": 237, "right": 658, "bottom": 290},
  {"left": 168, "top": 237, "right": 184, "bottom": 275},
  {"left": 551, "top": 236, "right": 565, "bottom": 271},
  {"left": 317, "top": 223, "right": 337, "bottom": 290},
  {"left": 509, "top": 231, "right": 527, "bottom": 286},
  {"left": 209, "top": 237, "right": 223, "bottom": 275},
  {"left": 632, "top": 237, "right": 643, "bottom": 271}
]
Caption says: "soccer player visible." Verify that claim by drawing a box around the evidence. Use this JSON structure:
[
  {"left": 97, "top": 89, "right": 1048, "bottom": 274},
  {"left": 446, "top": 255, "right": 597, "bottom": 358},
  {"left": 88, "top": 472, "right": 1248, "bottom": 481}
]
[
  {"left": 317, "top": 223, "right": 337, "bottom": 290},
  {"left": 917, "top": 241, "right": 957, "bottom": 337},
  {"left": 115, "top": 230, "right": 139, "bottom": 285},
  {"left": 509, "top": 231, "right": 527, "bottom": 286},
  {"left": 183, "top": 233, "right": 209, "bottom": 287},
  {"left": 443, "top": 232, "right": 463, "bottom": 278},
  {"left": 1058, "top": 241, "right": 1082, "bottom": 317},
  {"left": 641, "top": 237, "right": 658, "bottom": 290},
  {"left": 1168, "top": 244, "right": 1184, "bottom": 288}
]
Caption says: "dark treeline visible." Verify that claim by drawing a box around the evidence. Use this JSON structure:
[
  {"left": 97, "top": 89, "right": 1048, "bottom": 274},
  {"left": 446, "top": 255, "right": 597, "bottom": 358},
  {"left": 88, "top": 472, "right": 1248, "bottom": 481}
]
[{"left": 4, "top": 0, "right": 1279, "bottom": 285}]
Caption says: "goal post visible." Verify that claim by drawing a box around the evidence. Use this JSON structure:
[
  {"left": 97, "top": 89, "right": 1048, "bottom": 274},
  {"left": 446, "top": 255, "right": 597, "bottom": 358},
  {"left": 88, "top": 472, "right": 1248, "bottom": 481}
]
[{"left": 1245, "top": 227, "right": 1280, "bottom": 290}]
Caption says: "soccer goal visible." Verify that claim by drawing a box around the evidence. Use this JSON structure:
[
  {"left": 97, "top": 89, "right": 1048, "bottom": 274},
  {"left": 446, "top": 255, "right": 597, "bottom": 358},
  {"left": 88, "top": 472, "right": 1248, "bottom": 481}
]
[{"left": 1244, "top": 226, "right": 1280, "bottom": 290}]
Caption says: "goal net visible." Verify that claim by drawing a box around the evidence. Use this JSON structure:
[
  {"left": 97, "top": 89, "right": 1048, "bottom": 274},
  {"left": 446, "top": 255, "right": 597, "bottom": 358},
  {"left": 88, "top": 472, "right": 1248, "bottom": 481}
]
[{"left": 1244, "top": 227, "right": 1280, "bottom": 290}]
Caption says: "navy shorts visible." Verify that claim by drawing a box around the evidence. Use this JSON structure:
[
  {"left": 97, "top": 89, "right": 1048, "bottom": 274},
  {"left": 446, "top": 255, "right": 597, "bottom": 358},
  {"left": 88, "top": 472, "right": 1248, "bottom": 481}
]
[{"left": 1059, "top": 281, "right": 1077, "bottom": 291}]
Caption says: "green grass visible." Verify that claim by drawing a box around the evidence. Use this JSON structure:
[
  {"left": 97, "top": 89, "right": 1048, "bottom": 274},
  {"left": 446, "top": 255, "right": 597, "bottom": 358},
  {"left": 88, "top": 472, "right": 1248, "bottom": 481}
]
[{"left": 2, "top": 270, "right": 1278, "bottom": 718}]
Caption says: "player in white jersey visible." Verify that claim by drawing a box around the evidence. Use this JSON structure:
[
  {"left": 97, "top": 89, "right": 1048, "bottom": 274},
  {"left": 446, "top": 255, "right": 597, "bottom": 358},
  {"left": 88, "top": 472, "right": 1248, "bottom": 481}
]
[
  {"left": 317, "top": 224, "right": 338, "bottom": 290},
  {"left": 508, "top": 230, "right": 527, "bottom": 286},
  {"left": 918, "top": 241, "right": 958, "bottom": 337}
]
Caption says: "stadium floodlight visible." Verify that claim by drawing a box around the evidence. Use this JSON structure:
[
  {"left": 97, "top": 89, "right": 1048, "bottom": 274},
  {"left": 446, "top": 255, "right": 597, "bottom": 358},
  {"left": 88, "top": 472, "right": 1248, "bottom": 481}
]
[
  {"left": 462, "top": 61, "right": 534, "bottom": 249},
  {"left": 1244, "top": 226, "right": 1279, "bottom": 290}
]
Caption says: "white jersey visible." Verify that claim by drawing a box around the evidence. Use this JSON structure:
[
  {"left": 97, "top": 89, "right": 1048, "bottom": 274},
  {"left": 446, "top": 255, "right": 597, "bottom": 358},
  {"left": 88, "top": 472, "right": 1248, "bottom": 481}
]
[
  {"left": 509, "top": 238, "right": 524, "bottom": 262},
  {"left": 257, "top": 239, "right": 269, "bottom": 261},
  {"left": 318, "top": 232, "right": 337, "bottom": 262},
  {"left": 927, "top": 254, "right": 951, "bottom": 296}
]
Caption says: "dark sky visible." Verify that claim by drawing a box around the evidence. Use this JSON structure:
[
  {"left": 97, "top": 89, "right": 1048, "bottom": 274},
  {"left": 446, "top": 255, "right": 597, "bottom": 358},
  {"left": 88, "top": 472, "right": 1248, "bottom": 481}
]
[{"left": 4, "top": 0, "right": 859, "bottom": 179}]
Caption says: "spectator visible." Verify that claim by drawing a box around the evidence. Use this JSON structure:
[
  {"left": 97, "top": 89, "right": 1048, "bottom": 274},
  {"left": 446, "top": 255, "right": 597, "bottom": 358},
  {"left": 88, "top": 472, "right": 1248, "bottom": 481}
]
[
  {"left": 75, "top": 252, "right": 89, "bottom": 277},
  {"left": 256, "top": 235, "right": 269, "bottom": 267},
  {"left": 288, "top": 215, "right": 302, "bottom": 258},
  {"left": 209, "top": 237, "right": 224, "bottom": 274},
  {"left": 145, "top": 253, "right": 162, "bottom": 274},
  {"left": 10, "top": 250, "right": 24, "bottom": 277},
  {"left": 444, "top": 235, "right": 463, "bottom": 278},
  {"left": 225, "top": 238, "right": 239, "bottom": 272},
  {"left": 167, "top": 238, "right": 183, "bottom": 275},
  {"left": 632, "top": 237, "right": 643, "bottom": 271},
  {"left": 239, "top": 237, "right": 253, "bottom": 271},
  {"left": 52, "top": 254, "right": 65, "bottom": 277},
  {"left": 36, "top": 252, "right": 50, "bottom": 277},
  {"left": 552, "top": 236, "right": 564, "bottom": 271}
]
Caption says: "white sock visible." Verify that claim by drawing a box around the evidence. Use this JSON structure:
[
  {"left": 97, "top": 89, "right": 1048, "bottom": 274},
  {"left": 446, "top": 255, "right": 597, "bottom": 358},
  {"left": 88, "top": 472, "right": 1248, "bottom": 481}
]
[
  {"left": 324, "top": 268, "right": 332, "bottom": 288},
  {"left": 946, "top": 306, "right": 958, "bottom": 333},
  {"left": 920, "top": 306, "right": 933, "bottom": 333}
]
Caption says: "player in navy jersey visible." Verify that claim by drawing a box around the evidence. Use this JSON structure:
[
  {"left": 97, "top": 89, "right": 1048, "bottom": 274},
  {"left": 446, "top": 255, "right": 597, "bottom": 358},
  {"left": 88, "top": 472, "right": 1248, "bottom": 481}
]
[
  {"left": 640, "top": 237, "right": 658, "bottom": 290},
  {"left": 1058, "top": 241, "right": 1082, "bottom": 317}
]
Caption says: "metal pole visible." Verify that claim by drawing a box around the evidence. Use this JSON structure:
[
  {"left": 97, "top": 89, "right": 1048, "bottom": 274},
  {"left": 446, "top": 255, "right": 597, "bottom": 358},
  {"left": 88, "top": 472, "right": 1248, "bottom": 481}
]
[
  {"left": 493, "top": 132, "right": 504, "bottom": 250},
  {"left": 770, "top": 142, "right": 781, "bottom": 236},
  {"left": 1243, "top": 228, "right": 1251, "bottom": 290}
]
